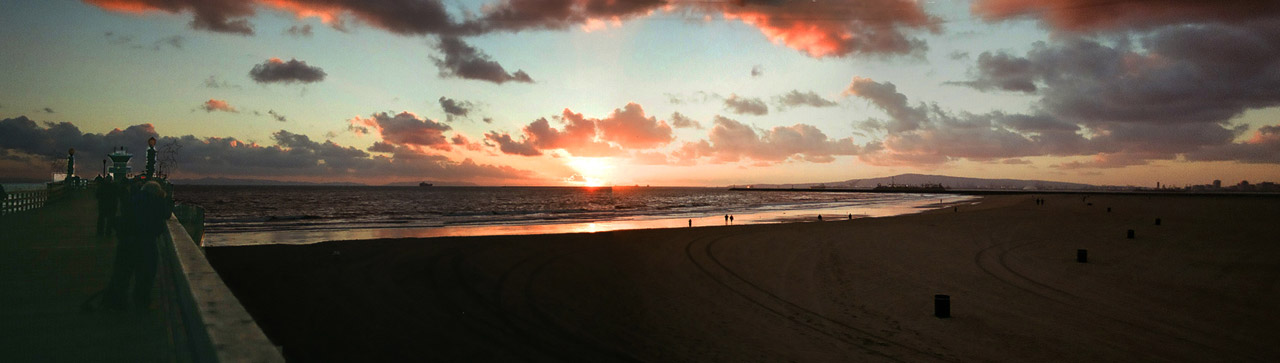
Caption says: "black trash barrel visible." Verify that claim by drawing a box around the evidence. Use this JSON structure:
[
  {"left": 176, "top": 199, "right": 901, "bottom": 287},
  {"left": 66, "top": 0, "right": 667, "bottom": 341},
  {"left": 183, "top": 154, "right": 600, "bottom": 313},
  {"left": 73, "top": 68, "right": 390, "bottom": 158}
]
[
  {"left": 1127, "top": 229, "right": 1135, "bottom": 239},
  {"left": 1155, "top": 218, "right": 1161, "bottom": 226},
  {"left": 1077, "top": 249, "right": 1087, "bottom": 263},
  {"left": 934, "top": 294, "right": 950, "bottom": 318}
]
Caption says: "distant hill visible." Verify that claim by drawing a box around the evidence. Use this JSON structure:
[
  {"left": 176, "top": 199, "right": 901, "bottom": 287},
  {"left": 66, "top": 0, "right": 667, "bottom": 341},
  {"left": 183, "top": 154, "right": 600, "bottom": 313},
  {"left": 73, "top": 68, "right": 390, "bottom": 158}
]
[{"left": 745, "top": 173, "right": 1095, "bottom": 190}]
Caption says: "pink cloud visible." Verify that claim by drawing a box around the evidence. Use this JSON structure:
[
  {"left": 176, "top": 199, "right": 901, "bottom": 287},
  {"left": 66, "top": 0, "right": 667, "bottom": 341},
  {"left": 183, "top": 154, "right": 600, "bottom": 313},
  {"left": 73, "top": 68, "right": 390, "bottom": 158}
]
[{"left": 200, "top": 98, "right": 237, "bottom": 113}]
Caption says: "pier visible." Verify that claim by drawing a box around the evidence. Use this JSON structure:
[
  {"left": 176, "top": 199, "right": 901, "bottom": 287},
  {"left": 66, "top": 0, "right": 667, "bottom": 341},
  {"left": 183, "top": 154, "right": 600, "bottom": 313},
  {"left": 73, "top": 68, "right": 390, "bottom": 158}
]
[{"left": 0, "top": 186, "right": 279, "bottom": 361}]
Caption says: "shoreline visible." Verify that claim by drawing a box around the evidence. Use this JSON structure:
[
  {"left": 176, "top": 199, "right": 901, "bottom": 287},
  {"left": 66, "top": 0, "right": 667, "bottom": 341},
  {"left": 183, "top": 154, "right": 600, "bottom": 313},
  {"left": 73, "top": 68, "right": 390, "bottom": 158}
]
[
  {"left": 206, "top": 194, "right": 1280, "bottom": 361},
  {"left": 201, "top": 194, "right": 978, "bottom": 246}
]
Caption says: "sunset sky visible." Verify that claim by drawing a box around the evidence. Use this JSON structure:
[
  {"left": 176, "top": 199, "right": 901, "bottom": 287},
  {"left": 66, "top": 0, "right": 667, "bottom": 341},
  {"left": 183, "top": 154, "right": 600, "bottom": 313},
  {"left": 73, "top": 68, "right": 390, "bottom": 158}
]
[{"left": 2, "top": 0, "right": 1279, "bottom": 186}]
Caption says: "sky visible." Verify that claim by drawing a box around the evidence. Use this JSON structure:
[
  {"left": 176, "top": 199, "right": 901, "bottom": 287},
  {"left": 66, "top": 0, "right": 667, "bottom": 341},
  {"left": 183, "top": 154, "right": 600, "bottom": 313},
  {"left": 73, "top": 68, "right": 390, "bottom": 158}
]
[{"left": 2, "top": 0, "right": 1279, "bottom": 187}]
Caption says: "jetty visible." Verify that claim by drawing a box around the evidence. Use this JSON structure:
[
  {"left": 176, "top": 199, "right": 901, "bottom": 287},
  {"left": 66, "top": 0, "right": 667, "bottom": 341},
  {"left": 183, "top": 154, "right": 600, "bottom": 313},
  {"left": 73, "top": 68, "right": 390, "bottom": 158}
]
[{"left": 0, "top": 186, "right": 279, "bottom": 360}]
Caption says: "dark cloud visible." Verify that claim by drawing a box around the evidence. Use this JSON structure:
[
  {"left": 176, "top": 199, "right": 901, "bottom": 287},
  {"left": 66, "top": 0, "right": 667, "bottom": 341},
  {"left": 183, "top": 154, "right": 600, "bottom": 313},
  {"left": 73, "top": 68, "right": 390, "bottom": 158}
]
[
  {"left": 774, "top": 90, "right": 837, "bottom": 109},
  {"left": 85, "top": 0, "right": 939, "bottom": 59},
  {"left": 438, "top": 96, "right": 476, "bottom": 121},
  {"left": 947, "top": 51, "right": 970, "bottom": 60},
  {"left": 431, "top": 37, "right": 533, "bottom": 84},
  {"left": 845, "top": 77, "right": 1089, "bottom": 166},
  {"left": 484, "top": 131, "right": 541, "bottom": 156},
  {"left": 941, "top": 19, "right": 1280, "bottom": 167},
  {"left": 947, "top": 51, "right": 1038, "bottom": 93},
  {"left": 104, "top": 31, "right": 184, "bottom": 50},
  {"left": 675, "top": 116, "right": 860, "bottom": 164},
  {"left": 249, "top": 58, "right": 327, "bottom": 84},
  {"left": 670, "top": 112, "right": 703, "bottom": 129},
  {"left": 267, "top": 110, "right": 287, "bottom": 122},
  {"left": 0, "top": 116, "right": 534, "bottom": 183},
  {"left": 466, "top": 0, "right": 666, "bottom": 34},
  {"left": 844, "top": 77, "right": 927, "bottom": 133},
  {"left": 349, "top": 111, "right": 452, "bottom": 151},
  {"left": 972, "top": 0, "right": 1280, "bottom": 33},
  {"left": 723, "top": 94, "right": 768, "bottom": 116},
  {"left": 1187, "top": 125, "right": 1280, "bottom": 164},
  {"left": 482, "top": 117, "right": 493, "bottom": 124},
  {"left": 285, "top": 24, "right": 313, "bottom": 38},
  {"left": 43, "top": 107, "right": 55, "bottom": 114},
  {"left": 199, "top": 99, "right": 237, "bottom": 113},
  {"left": 845, "top": 75, "right": 1280, "bottom": 168},
  {"left": 751, "top": 65, "right": 763, "bottom": 77}
]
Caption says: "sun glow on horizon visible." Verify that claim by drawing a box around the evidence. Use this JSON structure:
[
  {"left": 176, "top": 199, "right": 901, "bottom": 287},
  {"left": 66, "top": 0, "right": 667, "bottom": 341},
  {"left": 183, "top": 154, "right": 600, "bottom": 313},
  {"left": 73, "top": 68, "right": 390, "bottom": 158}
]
[{"left": 565, "top": 157, "right": 615, "bottom": 187}]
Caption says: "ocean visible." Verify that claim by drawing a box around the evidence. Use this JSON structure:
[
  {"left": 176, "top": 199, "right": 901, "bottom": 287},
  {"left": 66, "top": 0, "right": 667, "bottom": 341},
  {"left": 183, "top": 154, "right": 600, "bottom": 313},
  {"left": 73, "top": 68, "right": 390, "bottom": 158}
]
[{"left": 172, "top": 185, "right": 974, "bottom": 246}]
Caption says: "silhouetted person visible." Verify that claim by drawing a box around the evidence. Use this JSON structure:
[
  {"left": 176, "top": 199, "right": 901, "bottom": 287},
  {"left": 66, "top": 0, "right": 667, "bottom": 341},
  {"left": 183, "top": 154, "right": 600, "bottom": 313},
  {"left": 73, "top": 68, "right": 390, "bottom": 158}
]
[
  {"left": 95, "top": 178, "right": 118, "bottom": 236},
  {"left": 817, "top": 215, "right": 822, "bottom": 221},
  {"left": 103, "top": 181, "right": 172, "bottom": 311},
  {"left": 848, "top": 213, "right": 852, "bottom": 220},
  {"left": 688, "top": 219, "right": 692, "bottom": 227},
  {"left": 729, "top": 215, "right": 734, "bottom": 223},
  {"left": 725, "top": 214, "right": 729, "bottom": 223}
]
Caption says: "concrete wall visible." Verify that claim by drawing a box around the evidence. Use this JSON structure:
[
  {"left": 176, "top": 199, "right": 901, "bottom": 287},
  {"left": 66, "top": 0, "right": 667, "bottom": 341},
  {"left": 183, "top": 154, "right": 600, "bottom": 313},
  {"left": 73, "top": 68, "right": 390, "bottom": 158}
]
[{"left": 164, "top": 216, "right": 283, "bottom": 362}]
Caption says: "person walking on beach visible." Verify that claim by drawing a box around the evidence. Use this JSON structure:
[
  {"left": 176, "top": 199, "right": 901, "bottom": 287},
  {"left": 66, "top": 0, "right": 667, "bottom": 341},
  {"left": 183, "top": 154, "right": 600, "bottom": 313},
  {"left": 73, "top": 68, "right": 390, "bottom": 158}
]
[
  {"left": 95, "top": 178, "right": 117, "bottom": 236},
  {"left": 102, "top": 181, "right": 172, "bottom": 311}
]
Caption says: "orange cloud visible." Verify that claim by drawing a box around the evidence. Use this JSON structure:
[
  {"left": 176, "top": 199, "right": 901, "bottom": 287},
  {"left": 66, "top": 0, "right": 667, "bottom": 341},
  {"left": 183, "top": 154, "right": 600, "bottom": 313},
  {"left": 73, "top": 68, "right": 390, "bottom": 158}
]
[
  {"left": 200, "top": 99, "right": 237, "bottom": 113},
  {"left": 715, "top": 0, "right": 939, "bottom": 57},
  {"left": 490, "top": 103, "right": 674, "bottom": 157}
]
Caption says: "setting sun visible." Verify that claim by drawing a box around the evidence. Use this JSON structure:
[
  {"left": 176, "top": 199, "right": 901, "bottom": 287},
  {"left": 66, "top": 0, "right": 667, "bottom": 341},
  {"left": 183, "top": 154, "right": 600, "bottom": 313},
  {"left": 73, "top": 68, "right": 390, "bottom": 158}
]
[{"left": 566, "top": 157, "right": 615, "bottom": 187}]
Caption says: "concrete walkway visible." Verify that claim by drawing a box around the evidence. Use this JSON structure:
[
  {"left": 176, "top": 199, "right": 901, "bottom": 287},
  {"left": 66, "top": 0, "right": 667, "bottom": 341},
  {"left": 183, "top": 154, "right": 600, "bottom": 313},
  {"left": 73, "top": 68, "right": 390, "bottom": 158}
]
[{"left": 0, "top": 190, "right": 183, "bottom": 362}]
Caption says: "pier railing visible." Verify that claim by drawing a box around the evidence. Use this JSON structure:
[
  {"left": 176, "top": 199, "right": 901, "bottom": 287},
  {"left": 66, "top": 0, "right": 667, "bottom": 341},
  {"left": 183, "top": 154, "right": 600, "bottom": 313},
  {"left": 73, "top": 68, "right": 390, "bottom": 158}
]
[
  {"left": 1, "top": 183, "right": 66, "bottom": 216},
  {"left": 161, "top": 213, "right": 282, "bottom": 362}
]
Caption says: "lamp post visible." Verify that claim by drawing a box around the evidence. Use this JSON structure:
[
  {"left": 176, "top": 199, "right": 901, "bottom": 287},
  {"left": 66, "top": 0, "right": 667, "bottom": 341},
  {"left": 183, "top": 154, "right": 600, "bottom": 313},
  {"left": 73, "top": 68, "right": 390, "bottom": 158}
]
[
  {"left": 146, "top": 137, "right": 157, "bottom": 178},
  {"left": 65, "top": 148, "right": 75, "bottom": 182}
]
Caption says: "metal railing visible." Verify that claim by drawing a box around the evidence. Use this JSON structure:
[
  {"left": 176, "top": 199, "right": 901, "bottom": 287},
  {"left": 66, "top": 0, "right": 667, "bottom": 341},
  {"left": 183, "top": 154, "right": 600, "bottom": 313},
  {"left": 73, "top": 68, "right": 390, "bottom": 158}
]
[{"left": 1, "top": 183, "right": 65, "bottom": 216}]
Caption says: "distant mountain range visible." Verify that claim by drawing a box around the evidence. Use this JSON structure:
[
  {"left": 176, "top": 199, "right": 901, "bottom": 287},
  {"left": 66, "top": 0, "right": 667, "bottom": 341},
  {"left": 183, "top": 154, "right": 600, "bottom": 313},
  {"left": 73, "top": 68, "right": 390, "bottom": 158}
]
[{"left": 743, "top": 173, "right": 1096, "bottom": 190}]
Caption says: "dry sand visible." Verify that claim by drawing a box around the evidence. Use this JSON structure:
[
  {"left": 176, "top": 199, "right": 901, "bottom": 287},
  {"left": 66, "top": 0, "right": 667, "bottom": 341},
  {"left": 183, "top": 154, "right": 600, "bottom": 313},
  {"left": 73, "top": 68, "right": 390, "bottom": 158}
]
[{"left": 207, "top": 194, "right": 1280, "bottom": 362}]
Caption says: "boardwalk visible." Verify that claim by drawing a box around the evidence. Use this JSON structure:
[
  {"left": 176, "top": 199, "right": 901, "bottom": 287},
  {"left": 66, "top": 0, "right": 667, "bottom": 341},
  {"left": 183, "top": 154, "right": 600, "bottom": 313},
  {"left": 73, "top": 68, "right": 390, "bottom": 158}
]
[{"left": 0, "top": 190, "right": 182, "bottom": 361}]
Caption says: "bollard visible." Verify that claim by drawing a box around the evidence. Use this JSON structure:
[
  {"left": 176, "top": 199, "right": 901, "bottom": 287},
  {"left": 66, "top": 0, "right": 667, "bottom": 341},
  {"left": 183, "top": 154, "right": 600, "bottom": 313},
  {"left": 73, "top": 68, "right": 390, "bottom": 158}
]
[
  {"left": 1127, "top": 229, "right": 1135, "bottom": 239},
  {"left": 1155, "top": 218, "right": 1161, "bottom": 226},
  {"left": 934, "top": 294, "right": 950, "bottom": 318},
  {"left": 1077, "top": 249, "right": 1087, "bottom": 263}
]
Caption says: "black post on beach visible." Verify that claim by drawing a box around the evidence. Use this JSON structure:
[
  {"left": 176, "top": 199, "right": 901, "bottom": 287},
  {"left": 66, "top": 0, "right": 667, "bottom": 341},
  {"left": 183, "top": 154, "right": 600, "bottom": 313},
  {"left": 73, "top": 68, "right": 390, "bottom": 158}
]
[
  {"left": 953, "top": 206, "right": 957, "bottom": 212},
  {"left": 1107, "top": 207, "right": 1111, "bottom": 212},
  {"left": 1127, "top": 229, "right": 1135, "bottom": 239},
  {"left": 1155, "top": 218, "right": 1161, "bottom": 226},
  {"left": 1077, "top": 249, "right": 1088, "bottom": 263},
  {"left": 934, "top": 294, "right": 950, "bottom": 318}
]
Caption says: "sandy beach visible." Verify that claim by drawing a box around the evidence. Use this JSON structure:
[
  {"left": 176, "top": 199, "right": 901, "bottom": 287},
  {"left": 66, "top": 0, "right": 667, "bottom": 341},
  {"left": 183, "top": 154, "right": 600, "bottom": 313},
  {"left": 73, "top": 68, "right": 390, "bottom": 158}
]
[{"left": 206, "top": 194, "right": 1280, "bottom": 362}]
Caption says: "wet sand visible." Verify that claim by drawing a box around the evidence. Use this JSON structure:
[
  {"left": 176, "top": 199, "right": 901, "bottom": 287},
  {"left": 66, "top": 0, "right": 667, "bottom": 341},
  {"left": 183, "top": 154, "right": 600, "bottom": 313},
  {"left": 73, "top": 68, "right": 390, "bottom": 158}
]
[{"left": 206, "top": 194, "right": 1280, "bottom": 362}]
